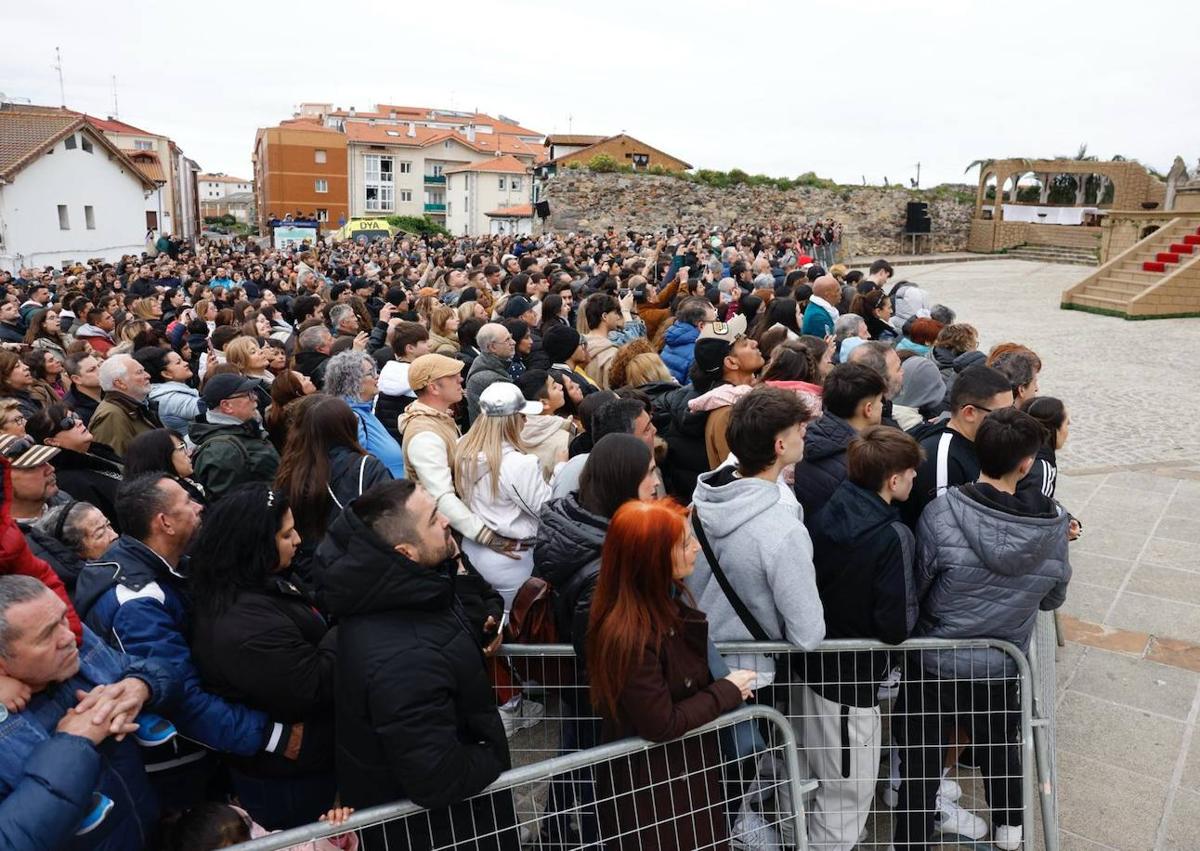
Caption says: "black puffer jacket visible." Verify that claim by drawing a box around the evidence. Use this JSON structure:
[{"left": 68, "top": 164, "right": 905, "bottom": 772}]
[
  {"left": 19, "top": 522, "right": 85, "bottom": 593},
  {"left": 533, "top": 495, "right": 608, "bottom": 642},
  {"left": 313, "top": 502, "right": 516, "bottom": 847},
  {"left": 293, "top": 350, "right": 329, "bottom": 390},
  {"left": 49, "top": 446, "right": 123, "bottom": 528},
  {"left": 189, "top": 576, "right": 338, "bottom": 781},
  {"left": 657, "top": 383, "right": 710, "bottom": 501},
  {"left": 792, "top": 413, "right": 856, "bottom": 529},
  {"left": 806, "top": 481, "right": 917, "bottom": 707}
]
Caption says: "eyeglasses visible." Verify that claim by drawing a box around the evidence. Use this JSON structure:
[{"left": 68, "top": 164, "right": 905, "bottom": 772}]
[
  {"left": 56, "top": 415, "right": 80, "bottom": 432},
  {"left": 968, "top": 403, "right": 994, "bottom": 413},
  {"left": 173, "top": 443, "right": 188, "bottom": 453}
]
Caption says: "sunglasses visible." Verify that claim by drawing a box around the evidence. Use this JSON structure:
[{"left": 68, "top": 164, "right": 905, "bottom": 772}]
[{"left": 55, "top": 415, "right": 81, "bottom": 432}]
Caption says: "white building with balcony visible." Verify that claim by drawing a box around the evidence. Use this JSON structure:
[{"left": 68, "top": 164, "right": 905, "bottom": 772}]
[{"left": 445, "top": 156, "right": 532, "bottom": 236}]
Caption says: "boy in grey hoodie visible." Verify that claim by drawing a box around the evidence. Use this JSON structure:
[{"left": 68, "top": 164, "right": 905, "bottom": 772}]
[{"left": 686, "top": 386, "right": 825, "bottom": 690}]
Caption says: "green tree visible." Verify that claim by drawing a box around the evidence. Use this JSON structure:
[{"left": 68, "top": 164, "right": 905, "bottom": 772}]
[{"left": 587, "top": 154, "right": 619, "bottom": 173}]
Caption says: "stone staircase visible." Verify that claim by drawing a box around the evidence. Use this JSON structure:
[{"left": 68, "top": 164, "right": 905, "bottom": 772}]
[
  {"left": 1006, "top": 243, "right": 1098, "bottom": 265},
  {"left": 1061, "top": 216, "right": 1200, "bottom": 318}
]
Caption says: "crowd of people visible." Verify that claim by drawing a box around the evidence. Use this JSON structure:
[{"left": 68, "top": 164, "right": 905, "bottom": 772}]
[{"left": 0, "top": 226, "right": 1072, "bottom": 850}]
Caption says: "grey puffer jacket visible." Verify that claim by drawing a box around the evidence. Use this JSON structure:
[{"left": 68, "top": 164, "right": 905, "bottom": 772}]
[{"left": 915, "top": 484, "right": 1070, "bottom": 678}]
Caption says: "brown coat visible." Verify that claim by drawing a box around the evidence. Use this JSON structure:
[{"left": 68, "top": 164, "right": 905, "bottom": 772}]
[
  {"left": 87, "top": 392, "right": 162, "bottom": 458},
  {"left": 596, "top": 600, "right": 742, "bottom": 850},
  {"left": 637, "top": 279, "right": 681, "bottom": 342}
]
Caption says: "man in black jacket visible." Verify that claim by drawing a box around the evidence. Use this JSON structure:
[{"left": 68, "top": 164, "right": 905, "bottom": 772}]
[
  {"left": 793, "top": 362, "right": 886, "bottom": 529},
  {"left": 901, "top": 364, "right": 1014, "bottom": 529},
  {"left": 802, "top": 425, "right": 922, "bottom": 849},
  {"left": 313, "top": 479, "right": 518, "bottom": 850}
]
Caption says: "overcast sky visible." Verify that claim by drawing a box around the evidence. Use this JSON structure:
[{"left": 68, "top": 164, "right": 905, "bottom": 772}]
[{"left": 4, "top": 0, "right": 1198, "bottom": 188}]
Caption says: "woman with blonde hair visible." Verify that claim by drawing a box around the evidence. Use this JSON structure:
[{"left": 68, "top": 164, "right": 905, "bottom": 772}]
[
  {"left": 0, "top": 398, "right": 28, "bottom": 437},
  {"left": 224, "top": 336, "right": 275, "bottom": 386},
  {"left": 457, "top": 299, "right": 489, "bottom": 325},
  {"left": 428, "top": 304, "right": 461, "bottom": 355},
  {"left": 455, "top": 381, "right": 553, "bottom": 611},
  {"left": 129, "top": 296, "right": 162, "bottom": 323},
  {"left": 623, "top": 352, "right": 675, "bottom": 389}
]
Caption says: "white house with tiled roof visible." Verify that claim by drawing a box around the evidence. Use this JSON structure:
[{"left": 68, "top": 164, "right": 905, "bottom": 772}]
[
  {"left": 445, "top": 156, "right": 531, "bottom": 236},
  {"left": 0, "top": 104, "right": 157, "bottom": 272}
]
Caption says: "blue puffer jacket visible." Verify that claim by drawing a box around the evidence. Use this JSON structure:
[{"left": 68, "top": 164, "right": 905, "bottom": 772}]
[
  {"left": 349, "top": 398, "right": 405, "bottom": 479},
  {"left": 0, "top": 628, "right": 179, "bottom": 851},
  {"left": 73, "top": 536, "right": 282, "bottom": 762},
  {"left": 148, "top": 382, "right": 202, "bottom": 438},
  {"left": 915, "top": 484, "right": 1070, "bottom": 679},
  {"left": 661, "top": 322, "right": 700, "bottom": 384}
]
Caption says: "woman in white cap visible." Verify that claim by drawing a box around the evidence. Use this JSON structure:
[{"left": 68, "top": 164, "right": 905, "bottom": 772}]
[{"left": 454, "top": 381, "right": 555, "bottom": 611}]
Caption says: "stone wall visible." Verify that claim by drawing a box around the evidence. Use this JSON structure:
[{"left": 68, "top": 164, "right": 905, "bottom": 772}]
[{"left": 541, "top": 172, "right": 974, "bottom": 255}]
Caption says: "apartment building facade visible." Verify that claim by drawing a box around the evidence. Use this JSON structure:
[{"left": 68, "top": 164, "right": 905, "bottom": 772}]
[
  {"left": 253, "top": 121, "right": 349, "bottom": 231},
  {"left": 445, "top": 156, "right": 532, "bottom": 236}
]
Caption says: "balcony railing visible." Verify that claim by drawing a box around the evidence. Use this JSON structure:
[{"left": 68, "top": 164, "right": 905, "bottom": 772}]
[
  {"left": 424, "top": 203, "right": 446, "bottom": 213},
  {"left": 423, "top": 174, "right": 446, "bottom": 184}
]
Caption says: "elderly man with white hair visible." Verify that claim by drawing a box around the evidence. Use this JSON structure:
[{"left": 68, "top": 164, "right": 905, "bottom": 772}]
[
  {"left": 464, "top": 323, "right": 517, "bottom": 425},
  {"left": 86, "top": 355, "right": 160, "bottom": 457}
]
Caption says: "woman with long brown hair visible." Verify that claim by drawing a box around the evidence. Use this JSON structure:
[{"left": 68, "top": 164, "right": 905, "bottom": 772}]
[
  {"left": 587, "top": 498, "right": 755, "bottom": 850},
  {"left": 264, "top": 369, "right": 315, "bottom": 451},
  {"left": 274, "top": 394, "right": 391, "bottom": 576}
]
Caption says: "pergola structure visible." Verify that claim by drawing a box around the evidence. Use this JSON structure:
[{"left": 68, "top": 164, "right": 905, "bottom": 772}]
[{"left": 968, "top": 158, "right": 1165, "bottom": 254}]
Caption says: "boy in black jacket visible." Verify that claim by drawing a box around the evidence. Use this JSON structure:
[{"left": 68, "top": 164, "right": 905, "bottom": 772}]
[
  {"left": 801, "top": 425, "right": 923, "bottom": 850},
  {"left": 901, "top": 364, "right": 1013, "bottom": 529}
]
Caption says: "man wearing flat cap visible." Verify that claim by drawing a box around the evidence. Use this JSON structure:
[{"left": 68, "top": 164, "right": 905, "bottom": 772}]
[{"left": 189, "top": 374, "right": 280, "bottom": 501}]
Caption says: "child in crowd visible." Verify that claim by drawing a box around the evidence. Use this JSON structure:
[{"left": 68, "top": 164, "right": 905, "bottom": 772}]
[
  {"left": 160, "top": 803, "right": 356, "bottom": 851},
  {"left": 801, "top": 426, "right": 922, "bottom": 850}
]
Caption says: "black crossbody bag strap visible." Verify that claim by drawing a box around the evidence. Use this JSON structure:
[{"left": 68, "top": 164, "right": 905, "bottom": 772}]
[{"left": 692, "top": 509, "right": 770, "bottom": 642}]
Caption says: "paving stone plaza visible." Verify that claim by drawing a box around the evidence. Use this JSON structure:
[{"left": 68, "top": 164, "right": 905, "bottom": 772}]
[{"left": 896, "top": 258, "right": 1200, "bottom": 851}]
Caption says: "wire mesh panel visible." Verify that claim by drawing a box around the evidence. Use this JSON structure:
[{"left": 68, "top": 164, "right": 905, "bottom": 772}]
[
  {"left": 1030, "top": 610, "right": 1060, "bottom": 844},
  {"left": 226, "top": 704, "right": 811, "bottom": 851}
]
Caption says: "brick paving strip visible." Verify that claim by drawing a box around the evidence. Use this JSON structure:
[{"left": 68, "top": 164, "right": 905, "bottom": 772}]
[{"left": 1060, "top": 614, "right": 1200, "bottom": 674}]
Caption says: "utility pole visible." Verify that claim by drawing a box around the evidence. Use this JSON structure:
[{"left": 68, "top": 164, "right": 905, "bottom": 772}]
[
  {"left": 914, "top": 161, "right": 921, "bottom": 188},
  {"left": 53, "top": 47, "right": 65, "bottom": 106},
  {"left": 111, "top": 75, "right": 119, "bottom": 118}
]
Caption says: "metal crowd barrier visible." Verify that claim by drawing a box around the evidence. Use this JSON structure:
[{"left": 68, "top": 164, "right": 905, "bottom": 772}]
[
  {"left": 227, "top": 704, "right": 815, "bottom": 851},
  {"left": 497, "top": 637, "right": 1057, "bottom": 850}
]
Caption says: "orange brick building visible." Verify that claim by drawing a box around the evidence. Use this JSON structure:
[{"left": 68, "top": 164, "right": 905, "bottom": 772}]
[
  {"left": 253, "top": 120, "right": 348, "bottom": 231},
  {"left": 543, "top": 133, "right": 691, "bottom": 173}
]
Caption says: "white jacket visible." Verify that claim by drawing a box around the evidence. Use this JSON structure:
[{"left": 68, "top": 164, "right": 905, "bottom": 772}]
[
  {"left": 457, "top": 442, "right": 552, "bottom": 541},
  {"left": 406, "top": 430, "right": 487, "bottom": 542}
]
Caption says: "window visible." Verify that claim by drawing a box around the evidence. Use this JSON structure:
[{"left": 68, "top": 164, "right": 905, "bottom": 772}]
[
  {"left": 432, "top": 164, "right": 444, "bottom": 177},
  {"left": 64, "top": 134, "right": 77, "bottom": 150},
  {"left": 498, "top": 177, "right": 506, "bottom": 190},
  {"left": 316, "top": 208, "right": 328, "bottom": 222},
  {"left": 146, "top": 211, "right": 158, "bottom": 229},
  {"left": 315, "top": 179, "right": 328, "bottom": 193},
  {"left": 314, "top": 149, "right": 327, "bottom": 164},
  {"left": 364, "top": 155, "right": 394, "bottom": 211},
  {"left": 398, "top": 161, "right": 412, "bottom": 174},
  {"left": 510, "top": 177, "right": 522, "bottom": 191},
  {"left": 134, "top": 140, "right": 153, "bottom": 150},
  {"left": 447, "top": 201, "right": 452, "bottom": 215},
  {"left": 57, "top": 205, "right": 70, "bottom": 230},
  {"left": 399, "top": 189, "right": 412, "bottom": 202},
  {"left": 81, "top": 136, "right": 93, "bottom": 154},
  {"left": 84, "top": 205, "right": 95, "bottom": 229}
]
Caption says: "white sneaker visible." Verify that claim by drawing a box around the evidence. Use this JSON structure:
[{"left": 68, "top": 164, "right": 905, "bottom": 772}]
[
  {"left": 730, "top": 804, "right": 782, "bottom": 850},
  {"left": 499, "top": 697, "right": 545, "bottom": 738},
  {"left": 939, "top": 777, "right": 962, "bottom": 802},
  {"left": 934, "top": 795, "right": 988, "bottom": 840},
  {"left": 994, "top": 824, "right": 1023, "bottom": 850},
  {"left": 877, "top": 666, "right": 902, "bottom": 700}
]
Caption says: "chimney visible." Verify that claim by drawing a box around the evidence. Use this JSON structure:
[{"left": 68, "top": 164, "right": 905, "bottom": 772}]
[
  {"left": 349, "top": 106, "right": 356, "bottom": 117},
  {"left": 406, "top": 122, "right": 416, "bottom": 138},
  {"left": 466, "top": 123, "right": 476, "bottom": 143},
  {"left": 389, "top": 110, "right": 397, "bottom": 120}
]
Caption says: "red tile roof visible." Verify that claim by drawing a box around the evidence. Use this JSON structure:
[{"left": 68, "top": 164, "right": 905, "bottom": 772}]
[
  {"left": 485, "top": 204, "right": 533, "bottom": 218},
  {"left": 330, "top": 104, "right": 542, "bottom": 138},
  {"left": 446, "top": 155, "right": 529, "bottom": 175},
  {"left": 544, "top": 134, "right": 605, "bottom": 146},
  {"left": 344, "top": 123, "right": 538, "bottom": 159},
  {"left": 84, "top": 115, "right": 155, "bottom": 136},
  {"left": 128, "top": 150, "right": 166, "bottom": 183},
  {"left": 0, "top": 106, "right": 157, "bottom": 187}
]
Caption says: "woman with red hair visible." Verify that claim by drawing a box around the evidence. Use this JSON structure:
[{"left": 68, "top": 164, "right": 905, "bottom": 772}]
[{"left": 586, "top": 498, "right": 756, "bottom": 850}]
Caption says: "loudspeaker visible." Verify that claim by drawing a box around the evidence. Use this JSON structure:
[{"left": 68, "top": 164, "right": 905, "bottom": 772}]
[
  {"left": 905, "top": 201, "right": 931, "bottom": 234},
  {"left": 535, "top": 201, "right": 551, "bottom": 219}
]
